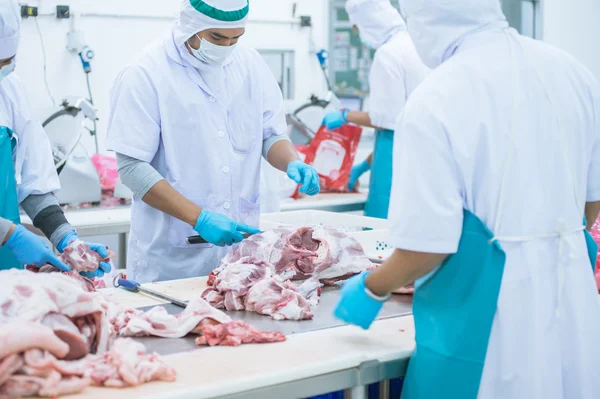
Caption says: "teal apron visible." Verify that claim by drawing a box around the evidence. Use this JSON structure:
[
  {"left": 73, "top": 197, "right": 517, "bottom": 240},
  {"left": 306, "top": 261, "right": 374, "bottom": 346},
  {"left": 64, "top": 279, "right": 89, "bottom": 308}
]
[
  {"left": 365, "top": 129, "right": 393, "bottom": 219},
  {"left": 401, "top": 31, "right": 598, "bottom": 399},
  {"left": 0, "top": 126, "right": 22, "bottom": 270}
]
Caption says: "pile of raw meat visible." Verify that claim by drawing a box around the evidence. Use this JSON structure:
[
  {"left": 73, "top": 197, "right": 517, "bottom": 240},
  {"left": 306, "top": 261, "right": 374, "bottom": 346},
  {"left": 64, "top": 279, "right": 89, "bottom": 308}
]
[
  {"left": 0, "top": 269, "right": 175, "bottom": 397},
  {"left": 203, "top": 226, "right": 375, "bottom": 320},
  {"left": 0, "top": 269, "right": 285, "bottom": 398}
]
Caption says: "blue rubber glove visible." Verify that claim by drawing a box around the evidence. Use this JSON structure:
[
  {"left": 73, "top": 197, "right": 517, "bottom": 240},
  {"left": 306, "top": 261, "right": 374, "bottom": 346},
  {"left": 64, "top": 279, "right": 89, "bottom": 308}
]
[
  {"left": 348, "top": 160, "right": 371, "bottom": 191},
  {"left": 5, "top": 225, "right": 70, "bottom": 272},
  {"left": 333, "top": 272, "right": 387, "bottom": 329},
  {"left": 287, "top": 160, "right": 321, "bottom": 196},
  {"left": 194, "top": 210, "right": 261, "bottom": 247},
  {"left": 322, "top": 109, "right": 349, "bottom": 130},
  {"left": 57, "top": 232, "right": 112, "bottom": 278}
]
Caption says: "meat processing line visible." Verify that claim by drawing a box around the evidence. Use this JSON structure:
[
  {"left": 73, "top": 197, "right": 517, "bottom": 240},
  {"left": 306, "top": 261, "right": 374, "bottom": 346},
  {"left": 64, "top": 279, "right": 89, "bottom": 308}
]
[{"left": 81, "top": 212, "right": 415, "bottom": 399}]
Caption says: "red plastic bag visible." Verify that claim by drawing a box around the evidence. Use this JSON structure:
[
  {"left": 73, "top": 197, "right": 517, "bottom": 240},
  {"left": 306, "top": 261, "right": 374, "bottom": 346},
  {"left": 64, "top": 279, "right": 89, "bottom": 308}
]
[
  {"left": 91, "top": 154, "right": 118, "bottom": 192},
  {"left": 591, "top": 216, "right": 600, "bottom": 291},
  {"left": 293, "top": 125, "right": 362, "bottom": 197}
]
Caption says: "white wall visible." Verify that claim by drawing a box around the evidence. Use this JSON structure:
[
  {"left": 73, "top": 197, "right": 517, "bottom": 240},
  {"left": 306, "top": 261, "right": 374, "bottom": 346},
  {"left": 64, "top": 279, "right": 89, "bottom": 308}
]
[
  {"left": 16, "top": 0, "right": 330, "bottom": 155},
  {"left": 542, "top": 0, "right": 600, "bottom": 81}
]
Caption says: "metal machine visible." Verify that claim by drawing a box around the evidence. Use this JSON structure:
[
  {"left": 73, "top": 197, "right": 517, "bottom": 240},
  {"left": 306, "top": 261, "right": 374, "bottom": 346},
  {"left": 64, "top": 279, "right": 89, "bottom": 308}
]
[
  {"left": 287, "top": 50, "right": 342, "bottom": 145},
  {"left": 43, "top": 97, "right": 102, "bottom": 205}
]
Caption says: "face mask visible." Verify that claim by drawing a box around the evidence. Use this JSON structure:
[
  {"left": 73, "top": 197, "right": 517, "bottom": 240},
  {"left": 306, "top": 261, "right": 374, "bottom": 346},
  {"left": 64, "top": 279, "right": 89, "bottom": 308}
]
[
  {"left": 189, "top": 35, "right": 236, "bottom": 65},
  {"left": 0, "top": 60, "right": 16, "bottom": 82}
]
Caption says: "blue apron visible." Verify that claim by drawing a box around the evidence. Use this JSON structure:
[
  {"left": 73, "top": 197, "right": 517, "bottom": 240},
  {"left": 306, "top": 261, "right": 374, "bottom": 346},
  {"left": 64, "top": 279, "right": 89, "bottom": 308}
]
[
  {"left": 365, "top": 129, "right": 393, "bottom": 219},
  {"left": 0, "top": 126, "right": 22, "bottom": 270}
]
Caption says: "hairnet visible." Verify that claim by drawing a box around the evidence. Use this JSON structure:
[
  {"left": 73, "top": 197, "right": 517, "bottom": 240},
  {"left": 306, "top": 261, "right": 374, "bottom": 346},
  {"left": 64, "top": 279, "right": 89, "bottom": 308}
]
[
  {"left": 0, "top": 0, "right": 20, "bottom": 60},
  {"left": 398, "top": 0, "right": 508, "bottom": 68},
  {"left": 173, "top": 0, "right": 249, "bottom": 48},
  {"left": 345, "top": 0, "right": 406, "bottom": 49}
]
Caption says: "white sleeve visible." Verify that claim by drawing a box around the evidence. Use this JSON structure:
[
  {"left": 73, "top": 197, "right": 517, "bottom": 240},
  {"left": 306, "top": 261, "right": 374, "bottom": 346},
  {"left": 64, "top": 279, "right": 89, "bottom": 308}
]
[
  {"left": 107, "top": 66, "right": 160, "bottom": 163},
  {"left": 258, "top": 54, "right": 288, "bottom": 146},
  {"left": 387, "top": 92, "right": 464, "bottom": 254},
  {"left": 4, "top": 75, "right": 61, "bottom": 202},
  {"left": 587, "top": 82, "right": 600, "bottom": 202},
  {"left": 368, "top": 50, "right": 406, "bottom": 131}
]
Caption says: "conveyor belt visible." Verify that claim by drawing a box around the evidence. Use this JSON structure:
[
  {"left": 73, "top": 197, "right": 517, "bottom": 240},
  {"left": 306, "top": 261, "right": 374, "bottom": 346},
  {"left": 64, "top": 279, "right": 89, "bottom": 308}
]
[{"left": 134, "top": 288, "right": 413, "bottom": 356}]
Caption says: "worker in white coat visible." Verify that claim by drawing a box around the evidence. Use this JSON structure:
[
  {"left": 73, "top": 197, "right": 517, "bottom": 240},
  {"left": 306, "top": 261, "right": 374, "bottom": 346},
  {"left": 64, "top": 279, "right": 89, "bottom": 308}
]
[
  {"left": 335, "top": 0, "right": 600, "bottom": 397},
  {"left": 108, "top": 0, "right": 320, "bottom": 283},
  {"left": 0, "top": 0, "right": 110, "bottom": 276},
  {"left": 322, "top": 0, "right": 428, "bottom": 219}
]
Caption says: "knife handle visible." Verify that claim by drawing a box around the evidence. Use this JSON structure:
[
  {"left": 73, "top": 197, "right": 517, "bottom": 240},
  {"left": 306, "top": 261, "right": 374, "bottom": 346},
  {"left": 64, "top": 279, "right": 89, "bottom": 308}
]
[
  {"left": 118, "top": 278, "right": 141, "bottom": 292},
  {"left": 186, "top": 235, "right": 208, "bottom": 244}
]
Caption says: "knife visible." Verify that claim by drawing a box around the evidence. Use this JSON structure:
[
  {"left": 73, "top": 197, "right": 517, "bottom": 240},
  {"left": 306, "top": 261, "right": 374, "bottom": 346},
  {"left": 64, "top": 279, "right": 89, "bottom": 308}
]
[
  {"left": 186, "top": 232, "right": 258, "bottom": 245},
  {"left": 113, "top": 274, "right": 188, "bottom": 308}
]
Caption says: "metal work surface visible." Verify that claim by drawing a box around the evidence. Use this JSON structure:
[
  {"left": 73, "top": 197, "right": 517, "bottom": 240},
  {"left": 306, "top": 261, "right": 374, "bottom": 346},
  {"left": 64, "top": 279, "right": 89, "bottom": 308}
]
[{"left": 135, "top": 288, "right": 412, "bottom": 356}]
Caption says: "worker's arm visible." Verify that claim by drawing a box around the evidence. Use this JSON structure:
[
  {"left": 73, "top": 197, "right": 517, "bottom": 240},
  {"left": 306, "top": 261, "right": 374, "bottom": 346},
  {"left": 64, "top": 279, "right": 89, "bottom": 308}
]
[
  {"left": 266, "top": 139, "right": 300, "bottom": 172},
  {"left": 20, "top": 193, "right": 75, "bottom": 248},
  {"left": 585, "top": 201, "right": 600, "bottom": 231},
  {"left": 365, "top": 249, "right": 448, "bottom": 296},
  {"left": 345, "top": 111, "right": 381, "bottom": 130},
  {"left": 0, "top": 218, "right": 15, "bottom": 246},
  {"left": 116, "top": 153, "right": 200, "bottom": 227}
]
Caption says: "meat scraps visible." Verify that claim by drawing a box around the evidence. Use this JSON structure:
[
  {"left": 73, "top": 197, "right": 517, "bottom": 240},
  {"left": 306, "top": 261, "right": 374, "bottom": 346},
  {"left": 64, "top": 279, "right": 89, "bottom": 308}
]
[
  {"left": 108, "top": 297, "right": 285, "bottom": 346},
  {"left": 202, "top": 256, "right": 320, "bottom": 320},
  {"left": 0, "top": 337, "right": 175, "bottom": 397},
  {"left": 0, "top": 270, "right": 176, "bottom": 397},
  {"left": 214, "top": 226, "right": 372, "bottom": 284}
]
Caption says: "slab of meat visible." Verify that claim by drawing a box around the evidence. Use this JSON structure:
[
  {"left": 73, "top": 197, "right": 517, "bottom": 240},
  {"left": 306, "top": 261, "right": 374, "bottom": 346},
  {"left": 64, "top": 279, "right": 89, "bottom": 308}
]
[
  {"left": 109, "top": 296, "right": 285, "bottom": 347},
  {"left": 215, "top": 226, "right": 372, "bottom": 284},
  {"left": 0, "top": 270, "right": 110, "bottom": 358},
  {"left": 245, "top": 278, "right": 315, "bottom": 320},
  {"left": 393, "top": 283, "right": 415, "bottom": 295}
]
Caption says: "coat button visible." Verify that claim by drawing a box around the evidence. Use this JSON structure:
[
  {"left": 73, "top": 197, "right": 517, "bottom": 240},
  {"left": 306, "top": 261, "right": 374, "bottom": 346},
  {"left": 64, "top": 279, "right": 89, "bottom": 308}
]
[
  {"left": 223, "top": 202, "right": 231, "bottom": 210},
  {"left": 218, "top": 130, "right": 225, "bottom": 138},
  {"left": 209, "top": 97, "right": 216, "bottom": 103},
  {"left": 222, "top": 166, "right": 229, "bottom": 173}
]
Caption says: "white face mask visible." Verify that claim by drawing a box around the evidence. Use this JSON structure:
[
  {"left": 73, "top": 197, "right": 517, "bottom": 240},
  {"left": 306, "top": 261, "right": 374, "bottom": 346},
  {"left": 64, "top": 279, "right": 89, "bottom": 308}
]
[
  {"left": 188, "top": 34, "right": 236, "bottom": 65},
  {"left": 0, "top": 60, "right": 16, "bottom": 82}
]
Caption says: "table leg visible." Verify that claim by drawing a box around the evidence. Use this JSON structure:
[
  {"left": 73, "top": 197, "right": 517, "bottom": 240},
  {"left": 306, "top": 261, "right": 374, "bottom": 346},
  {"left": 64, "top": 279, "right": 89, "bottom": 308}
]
[
  {"left": 118, "top": 232, "right": 127, "bottom": 269},
  {"left": 345, "top": 386, "right": 368, "bottom": 399},
  {"left": 379, "top": 380, "right": 390, "bottom": 399}
]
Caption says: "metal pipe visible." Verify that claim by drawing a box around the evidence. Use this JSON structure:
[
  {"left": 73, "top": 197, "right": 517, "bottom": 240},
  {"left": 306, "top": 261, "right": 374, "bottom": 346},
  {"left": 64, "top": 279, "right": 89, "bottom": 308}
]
[
  {"left": 345, "top": 386, "right": 368, "bottom": 399},
  {"left": 379, "top": 380, "right": 390, "bottom": 399}
]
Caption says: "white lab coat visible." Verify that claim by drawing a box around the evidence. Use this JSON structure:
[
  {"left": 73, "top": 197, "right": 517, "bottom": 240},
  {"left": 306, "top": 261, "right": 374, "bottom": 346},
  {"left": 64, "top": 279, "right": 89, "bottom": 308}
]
[
  {"left": 367, "top": 32, "right": 428, "bottom": 131},
  {"left": 107, "top": 33, "right": 287, "bottom": 283},
  {"left": 388, "top": 27, "right": 600, "bottom": 399},
  {"left": 0, "top": 73, "right": 60, "bottom": 202}
]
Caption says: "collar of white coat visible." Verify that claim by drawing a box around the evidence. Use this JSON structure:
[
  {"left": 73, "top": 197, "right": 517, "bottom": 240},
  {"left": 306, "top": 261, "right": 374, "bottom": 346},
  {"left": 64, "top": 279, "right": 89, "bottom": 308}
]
[{"left": 400, "top": 0, "right": 508, "bottom": 69}]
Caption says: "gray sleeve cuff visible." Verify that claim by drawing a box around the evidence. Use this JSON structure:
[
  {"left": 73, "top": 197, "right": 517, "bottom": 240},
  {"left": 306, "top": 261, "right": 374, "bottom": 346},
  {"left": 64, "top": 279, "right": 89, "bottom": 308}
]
[
  {"left": 262, "top": 134, "right": 291, "bottom": 159},
  {"left": 116, "top": 152, "right": 164, "bottom": 200},
  {"left": 21, "top": 193, "right": 75, "bottom": 247},
  {"left": 0, "top": 218, "right": 14, "bottom": 245}
]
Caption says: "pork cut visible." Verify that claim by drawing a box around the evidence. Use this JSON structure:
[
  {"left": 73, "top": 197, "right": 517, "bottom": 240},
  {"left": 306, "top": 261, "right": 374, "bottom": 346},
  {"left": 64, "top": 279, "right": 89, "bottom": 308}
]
[
  {"left": 108, "top": 297, "right": 285, "bottom": 346},
  {"left": 244, "top": 278, "right": 315, "bottom": 320},
  {"left": 214, "top": 226, "right": 372, "bottom": 284}
]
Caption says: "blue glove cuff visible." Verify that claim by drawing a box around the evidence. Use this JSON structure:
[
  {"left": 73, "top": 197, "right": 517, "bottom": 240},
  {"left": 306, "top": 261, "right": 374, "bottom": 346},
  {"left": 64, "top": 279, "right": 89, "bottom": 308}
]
[
  {"left": 57, "top": 232, "right": 79, "bottom": 253},
  {"left": 5, "top": 225, "right": 24, "bottom": 250},
  {"left": 341, "top": 109, "right": 349, "bottom": 123}
]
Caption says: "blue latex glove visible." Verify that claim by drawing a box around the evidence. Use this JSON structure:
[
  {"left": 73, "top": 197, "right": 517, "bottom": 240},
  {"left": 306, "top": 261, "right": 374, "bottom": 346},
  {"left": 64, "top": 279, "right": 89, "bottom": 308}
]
[
  {"left": 348, "top": 160, "right": 371, "bottom": 191},
  {"left": 287, "top": 160, "right": 320, "bottom": 196},
  {"left": 58, "top": 232, "right": 112, "bottom": 278},
  {"left": 322, "top": 109, "right": 349, "bottom": 130},
  {"left": 333, "top": 272, "right": 387, "bottom": 329},
  {"left": 194, "top": 210, "right": 261, "bottom": 247},
  {"left": 5, "top": 225, "right": 70, "bottom": 272}
]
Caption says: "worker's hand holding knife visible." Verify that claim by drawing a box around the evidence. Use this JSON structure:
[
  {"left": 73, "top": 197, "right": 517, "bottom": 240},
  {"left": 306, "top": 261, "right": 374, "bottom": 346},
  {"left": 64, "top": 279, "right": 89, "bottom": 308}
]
[{"left": 194, "top": 210, "right": 260, "bottom": 247}]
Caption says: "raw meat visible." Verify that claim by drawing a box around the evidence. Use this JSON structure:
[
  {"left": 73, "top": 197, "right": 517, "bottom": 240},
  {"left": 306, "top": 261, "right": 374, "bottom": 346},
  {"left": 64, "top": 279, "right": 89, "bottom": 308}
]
[
  {"left": 202, "top": 256, "right": 320, "bottom": 320},
  {"left": 245, "top": 278, "right": 314, "bottom": 320},
  {"left": 196, "top": 321, "right": 285, "bottom": 346},
  {"left": 0, "top": 339, "right": 175, "bottom": 397},
  {"left": 215, "top": 226, "right": 372, "bottom": 284},
  {"left": 86, "top": 338, "right": 176, "bottom": 388},
  {"left": 33, "top": 239, "right": 115, "bottom": 275},
  {"left": 393, "top": 284, "right": 415, "bottom": 295},
  {"left": 109, "top": 297, "right": 285, "bottom": 346},
  {"left": 0, "top": 270, "right": 110, "bottom": 358}
]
